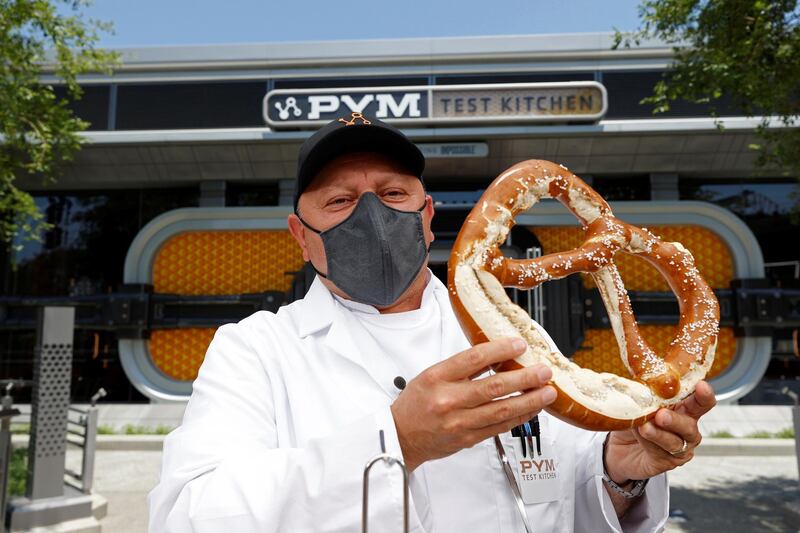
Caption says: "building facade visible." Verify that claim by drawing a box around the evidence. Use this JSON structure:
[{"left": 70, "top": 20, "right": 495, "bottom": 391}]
[{"left": 2, "top": 33, "right": 798, "bottom": 403}]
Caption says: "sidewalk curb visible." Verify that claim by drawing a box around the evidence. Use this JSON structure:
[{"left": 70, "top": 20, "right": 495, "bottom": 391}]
[
  {"left": 12, "top": 435, "right": 165, "bottom": 451},
  {"left": 694, "top": 438, "right": 795, "bottom": 456},
  {"left": 11, "top": 435, "right": 796, "bottom": 455}
]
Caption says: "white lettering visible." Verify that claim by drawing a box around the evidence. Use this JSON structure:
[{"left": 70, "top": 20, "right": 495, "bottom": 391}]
[
  {"left": 375, "top": 93, "right": 421, "bottom": 118},
  {"left": 307, "top": 95, "right": 339, "bottom": 119},
  {"left": 340, "top": 94, "right": 375, "bottom": 113}
]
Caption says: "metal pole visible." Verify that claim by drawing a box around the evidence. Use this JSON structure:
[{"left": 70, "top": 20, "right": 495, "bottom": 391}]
[
  {"left": 26, "top": 306, "right": 74, "bottom": 500},
  {"left": 1, "top": 384, "right": 21, "bottom": 533},
  {"left": 79, "top": 388, "right": 105, "bottom": 495},
  {"left": 78, "top": 409, "right": 97, "bottom": 495},
  {"left": 794, "top": 405, "right": 800, "bottom": 483},
  {"left": 526, "top": 246, "right": 544, "bottom": 326},
  {"left": 783, "top": 387, "right": 800, "bottom": 482}
]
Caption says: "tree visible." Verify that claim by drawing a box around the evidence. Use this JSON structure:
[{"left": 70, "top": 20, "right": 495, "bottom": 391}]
[
  {"left": 615, "top": 0, "right": 800, "bottom": 175},
  {"left": 0, "top": 0, "right": 117, "bottom": 249}
]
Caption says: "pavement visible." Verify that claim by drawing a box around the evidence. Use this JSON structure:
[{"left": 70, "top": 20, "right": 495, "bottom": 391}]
[
  {"left": 68, "top": 442, "right": 799, "bottom": 533},
  {"left": 665, "top": 455, "right": 799, "bottom": 533},
  {"left": 74, "top": 450, "right": 158, "bottom": 533}
]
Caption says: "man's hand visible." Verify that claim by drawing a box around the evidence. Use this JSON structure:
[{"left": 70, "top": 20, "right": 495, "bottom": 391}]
[
  {"left": 604, "top": 380, "right": 717, "bottom": 485},
  {"left": 391, "top": 338, "right": 557, "bottom": 471}
]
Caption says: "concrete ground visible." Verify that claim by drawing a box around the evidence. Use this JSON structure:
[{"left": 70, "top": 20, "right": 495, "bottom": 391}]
[
  {"left": 68, "top": 450, "right": 159, "bottom": 533},
  {"left": 81, "top": 448, "right": 799, "bottom": 533},
  {"left": 665, "top": 456, "right": 799, "bottom": 533}
]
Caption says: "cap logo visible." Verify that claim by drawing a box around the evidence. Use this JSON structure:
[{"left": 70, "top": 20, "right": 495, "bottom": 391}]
[{"left": 338, "top": 112, "right": 371, "bottom": 126}]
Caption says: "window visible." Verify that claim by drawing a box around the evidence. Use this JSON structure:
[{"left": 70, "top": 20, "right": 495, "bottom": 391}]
[
  {"left": 0, "top": 187, "right": 198, "bottom": 403},
  {"left": 52, "top": 84, "right": 110, "bottom": 131},
  {"left": 116, "top": 82, "right": 267, "bottom": 129},
  {"left": 226, "top": 183, "right": 280, "bottom": 206},
  {"left": 3, "top": 188, "right": 198, "bottom": 296},
  {"left": 591, "top": 175, "right": 651, "bottom": 201},
  {"left": 603, "top": 71, "right": 743, "bottom": 119},
  {"left": 679, "top": 178, "right": 800, "bottom": 286}
]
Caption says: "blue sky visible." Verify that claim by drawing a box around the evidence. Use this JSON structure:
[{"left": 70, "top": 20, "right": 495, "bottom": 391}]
[{"left": 66, "top": 0, "right": 644, "bottom": 47}]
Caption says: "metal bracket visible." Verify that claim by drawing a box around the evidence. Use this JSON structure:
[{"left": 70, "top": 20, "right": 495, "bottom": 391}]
[
  {"left": 103, "top": 284, "right": 151, "bottom": 338},
  {"left": 731, "top": 279, "right": 800, "bottom": 336}
]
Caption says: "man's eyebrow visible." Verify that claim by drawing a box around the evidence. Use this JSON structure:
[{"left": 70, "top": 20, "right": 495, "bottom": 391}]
[{"left": 317, "top": 174, "right": 412, "bottom": 192}]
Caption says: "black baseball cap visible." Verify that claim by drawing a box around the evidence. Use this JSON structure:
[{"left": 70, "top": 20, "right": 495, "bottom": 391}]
[{"left": 293, "top": 112, "right": 425, "bottom": 212}]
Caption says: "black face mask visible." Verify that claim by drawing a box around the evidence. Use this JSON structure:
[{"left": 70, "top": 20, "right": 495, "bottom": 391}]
[{"left": 299, "top": 192, "right": 429, "bottom": 307}]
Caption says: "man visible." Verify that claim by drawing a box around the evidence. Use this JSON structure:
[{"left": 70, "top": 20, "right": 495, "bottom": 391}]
[{"left": 149, "top": 113, "right": 714, "bottom": 532}]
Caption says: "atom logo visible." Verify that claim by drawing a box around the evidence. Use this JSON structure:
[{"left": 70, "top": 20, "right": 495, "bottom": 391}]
[{"left": 274, "top": 97, "right": 302, "bottom": 120}]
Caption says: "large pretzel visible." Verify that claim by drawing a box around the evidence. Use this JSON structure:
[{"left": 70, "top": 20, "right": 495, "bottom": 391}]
[{"left": 447, "top": 160, "right": 720, "bottom": 431}]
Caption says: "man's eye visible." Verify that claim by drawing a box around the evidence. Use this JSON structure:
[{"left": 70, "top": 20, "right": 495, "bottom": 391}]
[
  {"left": 328, "top": 197, "right": 350, "bottom": 206},
  {"left": 383, "top": 190, "right": 406, "bottom": 198}
]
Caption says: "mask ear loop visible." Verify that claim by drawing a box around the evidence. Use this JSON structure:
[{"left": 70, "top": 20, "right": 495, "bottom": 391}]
[
  {"left": 295, "top": 214, "right": 330, "bottom": 279},
  {"left": 418, "top": 195, "right": 433, "bottom": 254}
]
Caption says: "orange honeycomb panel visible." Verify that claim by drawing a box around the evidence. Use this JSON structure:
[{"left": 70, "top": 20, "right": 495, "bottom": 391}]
[
  {"left": 153, "top": 230, "right": 304, "bottom": 295},
  {"left": 532, "top": 225, "right": 733, "bottom": 291},
  {"left": 533, "top": 225, "right": 737, "bottom": 378},
  {"left": 150, "top": 328, "right": 216, "bottom": 381},
  {"left": 150, "top": 230, "right": 305, "bottom": 381},
  {"left": 572, "top": 326, "right": 736, "bottom": 380}
]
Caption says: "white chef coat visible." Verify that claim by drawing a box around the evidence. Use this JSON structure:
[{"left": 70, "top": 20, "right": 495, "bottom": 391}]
[
  {"left": 331, "top": 276, "right": 443, "bottom": 384},
  {"left": 148, "top": 273, "right": 669, "bottom": 533},
  {"left": 333, "top": 278, "right": 442, "bottom": 530}
]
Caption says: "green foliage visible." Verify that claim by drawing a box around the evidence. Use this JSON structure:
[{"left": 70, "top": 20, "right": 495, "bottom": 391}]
[
  {"left": 9, "top": 422, "right": 30, "bottom": 434},
  {"left": 709, "top": 428, "right": 795, "bottom": 438},
  {"left": 710, "top": 429, "right": 734, "bottom": 438},
  {"left": 615, "top": 0, "right": 800, "bottom": 175},
  {"left": 122, "top": 423, "right": 173, "bottom": 435},
  {"left": 746, "top": 429, "right": 773, "bottom": 438},
  {"left": 9, "top": 447, "right": 27, "bottom": 496},
  {"left": 95, "top": 423, "right": 175, "bottom": 434},
  {"left": 0, "top": 0, "right": 117, "bottom": 248}
]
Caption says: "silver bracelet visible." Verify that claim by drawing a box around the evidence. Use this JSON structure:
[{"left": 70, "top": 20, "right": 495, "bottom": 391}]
[{"left": 602, "top": 434, "right": 648, "bottom": 499}]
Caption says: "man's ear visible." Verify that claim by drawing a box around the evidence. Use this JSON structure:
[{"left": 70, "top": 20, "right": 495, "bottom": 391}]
[
  {"left": 424, "top": 194, "right": 435, "bottom": 218},
  {"left": 423, "top": 194, "right": 435, "bottom": 244},
  {"left": 287, "top": 214, "right": 310, "bottom": 262}
]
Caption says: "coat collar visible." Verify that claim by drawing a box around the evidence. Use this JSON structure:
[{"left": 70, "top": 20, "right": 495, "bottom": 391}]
[
  {"left": 292, "top": 272, "right": 470, "bottom": 397},
  {"left": 295, "top": 276, "right": 338, "bottom": 338}
]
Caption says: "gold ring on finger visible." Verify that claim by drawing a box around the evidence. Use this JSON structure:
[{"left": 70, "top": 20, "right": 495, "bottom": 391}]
[{"left": 669, "top": 438, "right": 689, "bottom": 458}]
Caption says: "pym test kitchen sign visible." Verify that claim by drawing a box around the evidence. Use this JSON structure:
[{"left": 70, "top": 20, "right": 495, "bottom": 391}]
[{"left": 263, "top": 82, "right": 607, "bottom": 128}]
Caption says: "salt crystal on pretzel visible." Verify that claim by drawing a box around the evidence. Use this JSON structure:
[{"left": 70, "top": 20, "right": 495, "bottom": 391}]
[{"left": 447, "top": 160, "right": 720, "bottom": 431}]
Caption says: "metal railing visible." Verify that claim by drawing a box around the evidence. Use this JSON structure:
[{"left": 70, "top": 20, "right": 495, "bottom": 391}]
[
  {"left": 64, "top": 388, "right": 106, "bottom": 495},
  {"left": 0, "top": 381, "right": 27, "bottom": 533},
  {"left": 765, "top": 260, "right": 800, "bottom": 280},
  {"left": 782, "top": 387, "right": 800, "bottom": 484},
  {"left": 527, "top": 246, "right": 545, "bottom": 326}
]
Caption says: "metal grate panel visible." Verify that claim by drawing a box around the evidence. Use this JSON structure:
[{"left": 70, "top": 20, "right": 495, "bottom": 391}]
[{"left": 27, "top": 307, "right": 74, "bottom": 500}]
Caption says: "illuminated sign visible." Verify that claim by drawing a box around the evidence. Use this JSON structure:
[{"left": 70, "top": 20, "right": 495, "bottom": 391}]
[{"left": 263, "top": 82, "right": 607, "bottom": 128}]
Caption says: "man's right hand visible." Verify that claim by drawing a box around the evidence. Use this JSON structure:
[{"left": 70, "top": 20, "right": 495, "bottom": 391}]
[{"left": 390, "top": 337, "right": 556, "bottom": 471}]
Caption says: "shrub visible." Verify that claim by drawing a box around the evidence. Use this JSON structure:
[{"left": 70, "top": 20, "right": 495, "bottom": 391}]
[{"left": 710, "top": 430, "right": 734, "bottom": 438}]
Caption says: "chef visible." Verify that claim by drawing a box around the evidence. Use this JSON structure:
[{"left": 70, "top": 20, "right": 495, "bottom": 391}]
[{"left": 148, "top": 112, "right": 715, "bottom": 533}]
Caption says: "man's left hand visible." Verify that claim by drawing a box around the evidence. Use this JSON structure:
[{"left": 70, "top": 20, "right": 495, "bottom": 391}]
[{"left": 603, "top": 380, "right": 716, "bottom": 484}]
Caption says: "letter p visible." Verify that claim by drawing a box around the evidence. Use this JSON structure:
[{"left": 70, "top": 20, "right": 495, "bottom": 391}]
[{"left": 308, "top": 95, "right": 339, "bottom": 119}]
